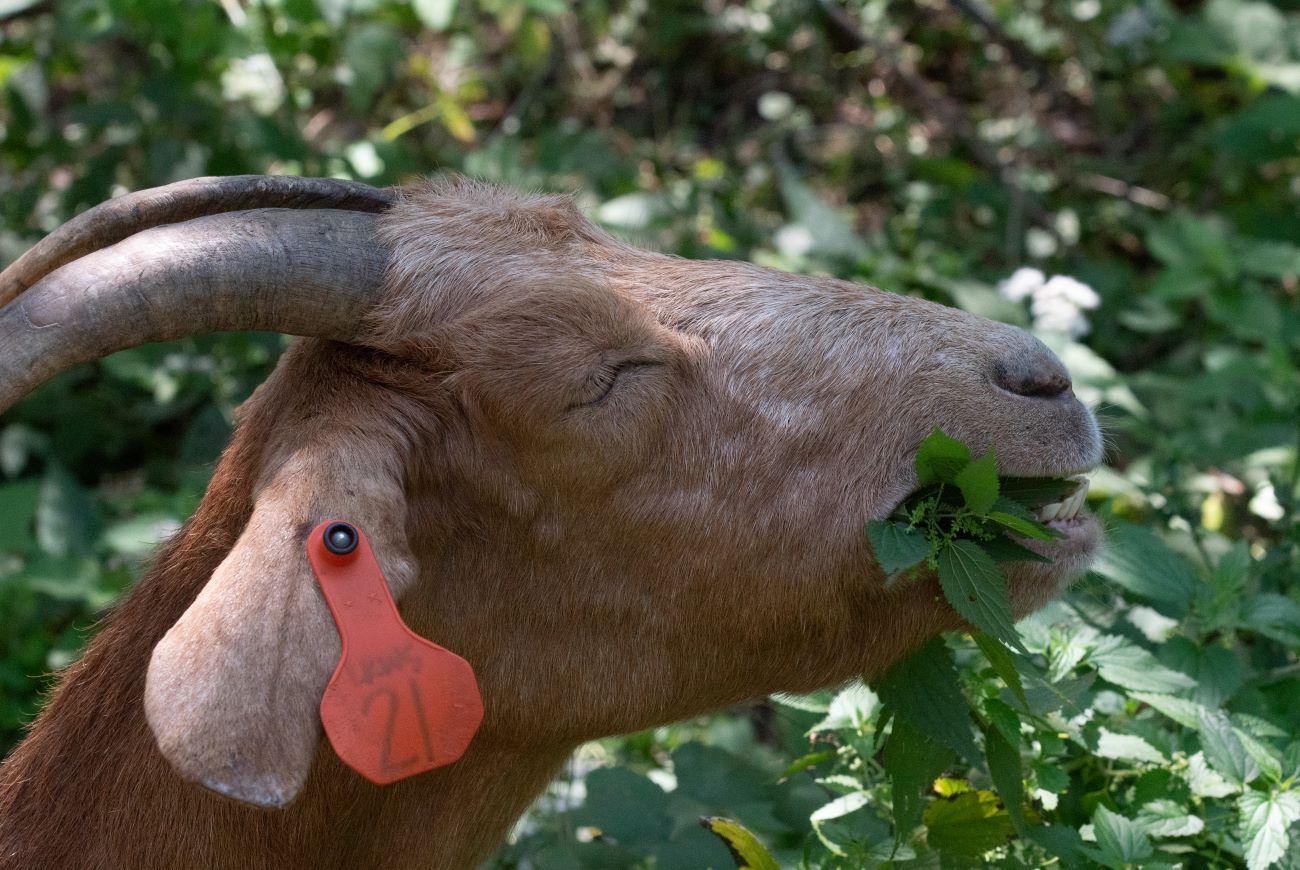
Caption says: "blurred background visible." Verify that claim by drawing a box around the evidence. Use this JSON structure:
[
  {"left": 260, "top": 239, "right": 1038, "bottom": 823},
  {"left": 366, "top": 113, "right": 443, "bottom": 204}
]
[{"left": 1, "top": 0, "right": 1298, "bottom": 866}]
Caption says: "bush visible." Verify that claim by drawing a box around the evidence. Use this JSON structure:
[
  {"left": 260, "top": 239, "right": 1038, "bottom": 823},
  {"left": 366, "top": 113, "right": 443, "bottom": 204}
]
[{"left": 1, "top": 1, "right": 1297, "bottom": 866}]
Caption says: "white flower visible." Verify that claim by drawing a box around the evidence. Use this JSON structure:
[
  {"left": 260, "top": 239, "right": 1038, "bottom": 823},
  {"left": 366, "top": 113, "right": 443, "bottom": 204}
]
[
  {"left": 998, "top": 267, "right": 1046, "bottom": 301},
  {"left": 1000, "top": 267, "right": 1100, "bottom": 338},
  {"left": 1040, "top": 274, "right": 1100, "bottom": 309}
]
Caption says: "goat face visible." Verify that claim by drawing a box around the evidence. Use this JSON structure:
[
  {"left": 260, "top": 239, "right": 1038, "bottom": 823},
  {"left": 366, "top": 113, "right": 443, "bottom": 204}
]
[{"left": 0, "top": 176, "right": 1101, "bottom": 809}]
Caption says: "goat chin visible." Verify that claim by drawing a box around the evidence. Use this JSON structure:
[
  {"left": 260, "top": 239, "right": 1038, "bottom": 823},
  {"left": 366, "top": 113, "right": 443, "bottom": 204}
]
[{"left": 0, "top": 175, "right": 1102, "bottom": 868}]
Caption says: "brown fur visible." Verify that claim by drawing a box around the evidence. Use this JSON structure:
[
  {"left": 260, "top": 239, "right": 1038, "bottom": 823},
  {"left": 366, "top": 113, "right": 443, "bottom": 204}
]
[{"left": 0, "top": 176, "right": 1102, "bottom": 867}]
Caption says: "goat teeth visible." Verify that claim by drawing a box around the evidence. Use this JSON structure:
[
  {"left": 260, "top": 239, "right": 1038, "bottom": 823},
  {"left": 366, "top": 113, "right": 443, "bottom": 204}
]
[{"left": 1038, "top": 502, "right": 1062, "bottom": 521}]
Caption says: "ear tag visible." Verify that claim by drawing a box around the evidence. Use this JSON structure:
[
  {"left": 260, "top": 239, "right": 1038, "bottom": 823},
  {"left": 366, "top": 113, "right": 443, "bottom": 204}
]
[{"left": 306, "top": 520, "right": 483, "bottom": 784}]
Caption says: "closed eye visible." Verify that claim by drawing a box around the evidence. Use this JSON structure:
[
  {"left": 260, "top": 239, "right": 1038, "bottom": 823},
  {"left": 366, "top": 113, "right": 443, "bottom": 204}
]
[{"left": 573, "top": 361, "right": 660, "bottom": 409}]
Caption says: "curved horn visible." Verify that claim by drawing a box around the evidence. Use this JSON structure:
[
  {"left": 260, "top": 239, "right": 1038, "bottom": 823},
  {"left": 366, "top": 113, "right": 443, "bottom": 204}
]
[
  {"left": 0, "top": 208, "right": 389, "bottom": 414},
  {"left": 0, "top": 175, "right": 396, "bottom": 308}
]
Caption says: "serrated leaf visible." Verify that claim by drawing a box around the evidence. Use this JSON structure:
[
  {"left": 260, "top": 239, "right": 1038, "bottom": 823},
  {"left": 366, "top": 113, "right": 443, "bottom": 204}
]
[
  {"left": 1091, "top": 522, "right": 1198, "bottom": 615},
  {"left": 982, "top": 533, "right": 1053, "bottom": 564},
  {"left": 997, "top": 476, "right": 1080, "bottom": 508},
  {"left": 874, "top": 638, "right": 981, "bottom": 766},
  {"left": 1096, "top": 728, "right": 1167, "bottom": 764},
  {"left": 1239, "top": 790, "right": 1300, "bottom": 870},
  {"left": 988, "top": 496, "right": 1064, "bottom": 541},
  {"left": 937, "top": 540, "right": 1026, "bottom": 653},
  {"left": 1238, "top": 729, "right": 1285, "bottom": 784},
  {"left": 924, "top": 790, "right": 1014, "bottom": 861},
  {"left": 954, "top": 450, "right": 999, "bottom": 515},
  {"left": 1185, "top": 751, "right": 1240, "bottom": 798},
  {"left": 885, "top": 715, "right": 952, "bottom": 836},
  {"left": 983, "top": 722, "right": 1026, "bottom": 834},
  {"left": 700, "top": 817, "right": 781, "bottom": 870},
  {"left": 982, "top": 697, "right": 1022, "bottom": 748},
  {"left": 1200, "top": 708, "right": 1261, "bottom": 786},
  {"left": 973, "top": 633, "right": 1029, "bottom": 710},
  {"left": 1088, "top": 634, "right": 1197, "bottom": 693},
  {"left": 1130, "top": 691, "right": 1207, "bottom": 729},
  {"left": 866, "top": 520, "right": 930, "bottom": 581},
  {"left": 915, "top": 428, "right": 971, "bottom": 485},
  {"left": 1137, "top": 799, "right": 1205, "bottom": 838},
  {"left": 1092, "top": 805, "right": 1154, "bottom": 865},
  {"left": 810, "top": 682, "right": 879, "bottom": 732}
]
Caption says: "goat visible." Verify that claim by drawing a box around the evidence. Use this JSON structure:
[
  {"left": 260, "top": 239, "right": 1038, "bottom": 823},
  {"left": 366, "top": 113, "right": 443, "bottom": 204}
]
[{"left": 0, "top": 175, "right": 1102, "bottom": 868}]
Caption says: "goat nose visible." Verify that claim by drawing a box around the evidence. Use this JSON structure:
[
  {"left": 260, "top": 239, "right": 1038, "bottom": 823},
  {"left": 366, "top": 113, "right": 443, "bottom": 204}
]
[{"left": 993, "top": 355, "right": 1072, "bottom": 399}]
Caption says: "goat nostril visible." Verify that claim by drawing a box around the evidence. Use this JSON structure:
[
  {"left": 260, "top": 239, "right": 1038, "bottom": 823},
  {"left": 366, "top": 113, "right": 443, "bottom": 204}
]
[{"left": 994, "top": 362, "right": 1072, "bottom": 399}]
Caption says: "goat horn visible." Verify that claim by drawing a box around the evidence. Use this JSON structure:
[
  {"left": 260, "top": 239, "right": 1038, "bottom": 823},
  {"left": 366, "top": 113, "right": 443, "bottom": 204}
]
[
  {"left": 0, "top": 208, "right": 389, "bottom": 414},
  {"left": 0, "top": 175, "right": 395, "bottom": 308}
]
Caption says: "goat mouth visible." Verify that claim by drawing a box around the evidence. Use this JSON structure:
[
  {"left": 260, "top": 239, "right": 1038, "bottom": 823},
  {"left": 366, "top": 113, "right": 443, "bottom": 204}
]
[{"left": 1032, "top": 475, "right": 1090, "bottom": 526}]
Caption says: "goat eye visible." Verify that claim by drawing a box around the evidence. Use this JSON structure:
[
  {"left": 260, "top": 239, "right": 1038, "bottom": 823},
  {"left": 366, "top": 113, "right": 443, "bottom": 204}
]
[{"left": 575, "top": 361, "right": 654, "bottom": 408}]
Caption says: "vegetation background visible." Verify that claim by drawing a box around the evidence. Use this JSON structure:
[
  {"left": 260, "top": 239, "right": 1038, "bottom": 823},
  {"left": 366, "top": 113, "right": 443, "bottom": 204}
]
[{"left": 0, "top": 0, "right": 1297, "bottom": 866}]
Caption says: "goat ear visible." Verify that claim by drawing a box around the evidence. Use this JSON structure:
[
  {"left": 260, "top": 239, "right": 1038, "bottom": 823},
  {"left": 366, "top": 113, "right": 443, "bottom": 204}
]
[{"left": 143, "top": 449, "right": 415, "bottom": 808}]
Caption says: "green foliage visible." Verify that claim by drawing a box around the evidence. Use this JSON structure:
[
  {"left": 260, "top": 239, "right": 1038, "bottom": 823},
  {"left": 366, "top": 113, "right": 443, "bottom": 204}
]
[{"left": 1, "top": 0, "right": 1299, "bottom": 867}]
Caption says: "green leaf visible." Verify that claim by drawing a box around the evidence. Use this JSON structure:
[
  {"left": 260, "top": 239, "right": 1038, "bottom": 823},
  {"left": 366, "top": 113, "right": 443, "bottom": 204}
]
[
  {"left": 1136, "top": 799, "right": 1205, "bottom": 838},
  {"left": 884, "top": 716, "right": 951, "bottom": 836},
  {"left": 1200, "top": 708, "right": 1261, "bottom": 786},
  {"left": 1091, "top": 522, "right": 1198, "bottom": 615},
  {"left": 973, "top": 633, "right": 1029, "bottom": 710},
  {"left": 954, "top": 450, "right": 999, "bottom": 515},
  {"left": 1087, "top": 635, "right": 1197, "bottom": 693},
  {"left": 983, "top": 723, "right": 1026, "bottom": 835},
  {"left": 699, "top": 817, "right": 781, "bottom": 870},
  {"left": 1095, "top": 728, "right": 1167, "bottom": 764},
  {"left": 997, "top": 477, "right": 1080, "bottom": 508},
  {"left": 937, "top": 540, "right": 1026, "bottom": 653},
  {"left": 915, "top": 428, "right": 972, "bottom": 485},
  {"left": 874, "top": 638, "right": 981, "bottom": 766},
  {"left": 866, "top": 520, "right": 930, "bottom": 585},
  {"left": 924, "top": 790, "right": 1014, "bottom": 862},
  {"left": 981, "top": 534, "right": 1052, "bottom": 564},
  {"left": 1092, "top": 805, "right": 1154, "bottom": 865},
  {"left": 987, "top": 497, "right": 1064, "bottom": 541},
  {"left": 1239, "top": 790, "right": 1300, "bottom": 870}
]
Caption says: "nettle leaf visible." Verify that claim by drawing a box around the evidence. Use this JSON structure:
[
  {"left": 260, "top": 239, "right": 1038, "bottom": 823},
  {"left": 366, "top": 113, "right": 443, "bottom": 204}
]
[
  {"left": 954, "top": 449, "right": 999, "bottom": 515},
  {"left": 973, "top": 633, "right": 1029, "bottom": 710},
  {"left": 1137, "top": 799, "right": 1205, "bottom": 838},
  {"left": 1239, "top": 790, "right": 1300, "bottom": 870},
  {"left": 1200, "top": 708, "right": 1262, "bottom": 786},
  {"left": 983, "top": 722, "right": 1026, "bottom": 835},
  {"left": 699, "top": 817, "right": 780, "bottom": 870},
  {"left": 982, "top": 533, "right": 1052, "bottom": 565},
  {"left": 937, "top": 540, "right": 1026, "bottom": 653},
  {"left": 997, "top": 476, "right": 1079, "bottom": 509},
  {"left": 915, "top": 428, "right": 971, "bottom": 485},
  {"left": 885, "top": 715, "right": 952, "bottom": 836},
  {"left": 923, "top": 790, "right": 1014, "bottom": 862},
  {"left": 1087, "top": 634, "right": 1197, "bottom": 693},
  {"left": 1096, "top": 728, "right": 1167, "bottom": 764},
  {"left": 1185, "top": 751, "right": 1240, "bottom": 799},
  {"left": 987, "top": 496, "right": 1064, "bottom": 542},
  {"left": 1091, "top": 522, "right": 1198, "bottom": 616},
  {"left": 866, "top": 520, "right": 930, "bottom": 582},
  {"left": 1130, "top": 691, "right": 1207, "bottom": 729},
  {"left": 1091, "top": 805, "right": 1154, "bottom": 866},
  {"left": 874, "top": 638, "right": 981, "bottom": 766}
]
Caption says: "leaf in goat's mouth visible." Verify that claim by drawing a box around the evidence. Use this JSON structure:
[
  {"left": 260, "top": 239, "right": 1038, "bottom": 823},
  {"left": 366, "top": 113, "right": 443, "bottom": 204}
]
[{"left": 866, "top": 429, "right": 1089, "bottom": 653}]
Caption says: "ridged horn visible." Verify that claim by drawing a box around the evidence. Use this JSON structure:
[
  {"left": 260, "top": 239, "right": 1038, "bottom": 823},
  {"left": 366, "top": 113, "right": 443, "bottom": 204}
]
[
  {"left": 0, "top": 207, "right": 389, "bottom": 414},
  {"left": 0, "top": 175, "right": 396, "bottom": 308}
]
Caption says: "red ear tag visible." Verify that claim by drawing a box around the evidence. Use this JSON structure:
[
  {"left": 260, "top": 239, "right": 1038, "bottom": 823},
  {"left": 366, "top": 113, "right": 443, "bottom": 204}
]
[{"left": 306, "top": 520, "right": 483, "bottom": 784}]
